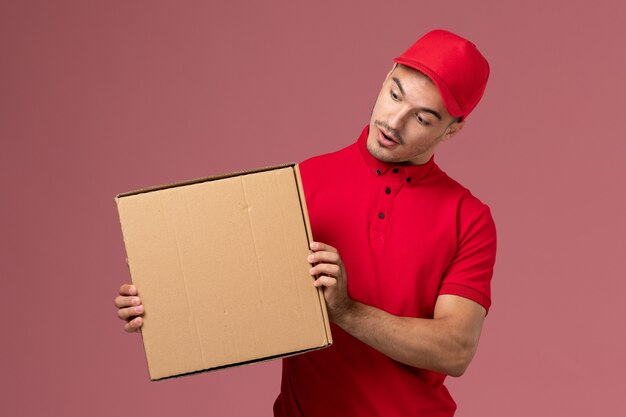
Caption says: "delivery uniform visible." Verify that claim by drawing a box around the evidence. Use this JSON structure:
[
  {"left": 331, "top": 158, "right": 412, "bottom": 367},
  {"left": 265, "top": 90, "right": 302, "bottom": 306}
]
[{"left": 273, "top": 125, "right": 497, "bottom": 417}]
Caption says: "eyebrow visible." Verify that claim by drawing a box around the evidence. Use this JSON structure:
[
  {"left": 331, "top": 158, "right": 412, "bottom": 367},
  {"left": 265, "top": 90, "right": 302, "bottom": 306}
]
[{"left": 392, "top": 77, "right": 443, "bottom": 121}]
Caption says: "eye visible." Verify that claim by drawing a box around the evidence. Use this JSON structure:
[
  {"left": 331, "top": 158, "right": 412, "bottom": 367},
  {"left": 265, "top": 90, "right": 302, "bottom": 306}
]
[
  {"left": 416, "top": 114, "right": 431, "bottom": 126},
  {"left": 390, "top": 89, "right": 400, "bottom": 101}
]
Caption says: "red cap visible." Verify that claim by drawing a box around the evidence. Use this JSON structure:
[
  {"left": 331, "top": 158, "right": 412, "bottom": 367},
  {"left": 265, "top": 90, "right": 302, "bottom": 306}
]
[{"left": 393, "top": 29, "right": 490, "bottom": 119}]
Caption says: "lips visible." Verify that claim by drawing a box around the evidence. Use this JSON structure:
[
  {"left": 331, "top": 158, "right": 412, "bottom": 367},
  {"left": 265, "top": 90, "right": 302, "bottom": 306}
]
[{"left": 377, "top": 128, "right": 399, "bottom": 147}]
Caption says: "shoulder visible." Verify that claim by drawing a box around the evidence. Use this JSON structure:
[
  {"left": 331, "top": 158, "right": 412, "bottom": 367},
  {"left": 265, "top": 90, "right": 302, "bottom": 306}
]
[
  {"left": 432, "top": 166, "right": 491, "bottom": 209},
  {"left": 300, "top": 142, "right": 356, "bottom": 169},
  {"left": 430, "top": 166, "right": 496, "bottom": 235},
  {"left": 435, "top": 169, "right": 497, "bottom": 312},
  {"left": 298, "top": 142, "right": 359, "bottom": 181}
]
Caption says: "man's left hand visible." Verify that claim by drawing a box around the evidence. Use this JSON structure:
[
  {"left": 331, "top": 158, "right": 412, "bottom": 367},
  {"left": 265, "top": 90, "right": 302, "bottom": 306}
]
[
  {"left": 307, "top": 241, "right": 354, "bottom": 323},
  {"left": 306, "top": 242, "right": 486, "bottom": 376}
]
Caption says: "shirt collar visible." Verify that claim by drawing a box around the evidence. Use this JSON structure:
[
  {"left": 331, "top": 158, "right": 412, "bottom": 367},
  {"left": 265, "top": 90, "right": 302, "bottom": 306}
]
[{"left": 356, "top": 124, "right": 436, "bottom": 182}]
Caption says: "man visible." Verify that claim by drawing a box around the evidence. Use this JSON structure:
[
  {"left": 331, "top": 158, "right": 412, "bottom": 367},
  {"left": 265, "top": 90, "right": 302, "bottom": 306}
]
[{"left": 115, "top": 29, "right": 496, "bottom": 416}]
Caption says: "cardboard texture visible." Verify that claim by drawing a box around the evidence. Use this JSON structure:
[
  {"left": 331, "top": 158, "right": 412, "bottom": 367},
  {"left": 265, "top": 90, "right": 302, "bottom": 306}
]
[{"left": 116, "top": 164, "right": 332, "bottom": 380}]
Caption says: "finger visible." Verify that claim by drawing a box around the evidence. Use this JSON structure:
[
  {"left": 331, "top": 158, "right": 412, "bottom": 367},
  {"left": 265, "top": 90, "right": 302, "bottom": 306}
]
[
  {"left": 313, "top": 276, "right": 337, "bottom": 288},
  {"left": 310, "top": 241, "right": 337, "bottom": 253},
  {"left": 117, "top": 305, "right": 144, "bottom": 320},
  {"left": 307, "top": 251, "right": 340, "bottom": 265},
  {"left": 125, "top": 317, "right": 143, "bottom": 333},
  {"left": 310, "top": 263, "right": 341, "bottom": 278},
  {"left": 119, "top": 284, "right": 137, "bottom": 296},
  {"left": 114, "top": 295, "right": 142, "bottom": 308}
]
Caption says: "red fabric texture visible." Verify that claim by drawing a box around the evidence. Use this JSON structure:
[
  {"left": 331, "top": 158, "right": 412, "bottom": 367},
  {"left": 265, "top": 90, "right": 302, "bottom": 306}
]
[
  {"left": 274, "top": 125, "right": 497, "bottom": 417},
  {"left": 393, "top": 29, "right": 490, "bottom": 119}
]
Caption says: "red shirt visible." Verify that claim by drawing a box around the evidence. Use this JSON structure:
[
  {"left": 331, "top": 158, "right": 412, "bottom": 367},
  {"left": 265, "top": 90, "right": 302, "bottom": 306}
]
[{"left": 274, "top": 125, "right": 497, "bottom": 417}]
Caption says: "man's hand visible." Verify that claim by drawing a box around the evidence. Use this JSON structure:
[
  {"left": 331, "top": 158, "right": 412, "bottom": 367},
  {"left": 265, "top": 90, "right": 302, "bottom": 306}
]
[
  {"left": 306, "top": 241, "right": 486, "bottom": 377},
  {"left": 114, "top": 284, "right": 144, "bottom": 333},
  {"left": 308, "top": 241, "right": 355, "bottom": 324}
]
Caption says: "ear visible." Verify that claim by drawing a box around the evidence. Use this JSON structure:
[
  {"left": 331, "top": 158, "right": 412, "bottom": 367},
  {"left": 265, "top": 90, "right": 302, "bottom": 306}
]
[{"left": 441, "top": 119, "right": 465, "bottom": 142}]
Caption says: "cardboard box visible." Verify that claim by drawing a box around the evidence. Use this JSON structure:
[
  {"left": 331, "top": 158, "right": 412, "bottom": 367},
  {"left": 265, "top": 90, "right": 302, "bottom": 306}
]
[{"left": 116, "top": 164, "right": 332, "bottom": 380}]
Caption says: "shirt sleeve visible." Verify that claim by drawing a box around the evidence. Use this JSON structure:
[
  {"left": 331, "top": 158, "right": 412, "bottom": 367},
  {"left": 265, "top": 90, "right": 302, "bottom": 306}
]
[{"left": 438, "top": 201, "right": 497, "bottom": 313}]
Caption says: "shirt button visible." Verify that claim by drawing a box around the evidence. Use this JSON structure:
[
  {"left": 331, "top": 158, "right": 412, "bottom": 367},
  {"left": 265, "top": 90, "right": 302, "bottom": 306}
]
[
  {"left": 385, "top": 187, "right": 391, "bottom": 194},
  {"left": 378, "top": 212, "right": 385, "bottom": 219},
  {"left": 392, "top": 168, "right": 399, "bottom": 173},
  {"left": 407, "top": 177, "right": 412, "bottom": 183},
  {"left": 376, "top": 169, "right": 381, "bottom": 175}
]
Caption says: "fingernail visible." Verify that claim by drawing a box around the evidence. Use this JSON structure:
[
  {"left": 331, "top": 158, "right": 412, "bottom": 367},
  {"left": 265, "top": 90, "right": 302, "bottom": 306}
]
[
  {"left": 309, "top": 267, "right": 315, "bottom": 274},
  {"left": 132, "top": 297, "right": 140, "bottom": 306},
  {"left": 136, "top": 306, "right": 144, "bottom": 314},
  {"left": 307, "top": 255, "right": 314, "bottom": 262}
]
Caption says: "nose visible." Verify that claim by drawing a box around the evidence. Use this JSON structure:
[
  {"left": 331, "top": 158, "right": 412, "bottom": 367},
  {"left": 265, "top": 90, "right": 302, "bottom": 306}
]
[{"left": 387, "top": 105, "right": 411, "bottom": 130}]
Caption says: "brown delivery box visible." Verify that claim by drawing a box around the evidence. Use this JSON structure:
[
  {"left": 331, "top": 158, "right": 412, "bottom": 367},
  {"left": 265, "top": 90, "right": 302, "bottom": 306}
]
[{"left": 116, "top": 164, "right": 332, "bottom": 380}]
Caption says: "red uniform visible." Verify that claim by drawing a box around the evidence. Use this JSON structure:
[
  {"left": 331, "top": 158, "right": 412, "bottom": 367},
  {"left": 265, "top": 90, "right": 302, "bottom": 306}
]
[{"left": 274, "top": 125, "right": 497, "bottom": 416}]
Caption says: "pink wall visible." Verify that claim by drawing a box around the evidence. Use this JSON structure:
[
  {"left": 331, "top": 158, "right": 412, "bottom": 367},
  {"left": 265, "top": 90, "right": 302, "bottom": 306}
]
[{"left": 2, "top": 0, "right": 625, "bottom": 415}]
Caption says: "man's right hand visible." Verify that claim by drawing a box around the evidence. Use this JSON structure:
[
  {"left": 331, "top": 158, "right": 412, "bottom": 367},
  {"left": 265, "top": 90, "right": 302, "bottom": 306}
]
[{"left": 115, "top": 284, "right": 144, "bottom": 332}]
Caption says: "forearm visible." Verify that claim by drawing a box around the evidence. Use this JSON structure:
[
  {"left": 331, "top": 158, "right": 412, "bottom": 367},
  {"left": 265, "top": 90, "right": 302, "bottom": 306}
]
[
  {"left": 335, "top": 300, "right": 479, "bottom": 377},
  {"left": 307, "top": 241, "right": 484, "bottom": 377}
]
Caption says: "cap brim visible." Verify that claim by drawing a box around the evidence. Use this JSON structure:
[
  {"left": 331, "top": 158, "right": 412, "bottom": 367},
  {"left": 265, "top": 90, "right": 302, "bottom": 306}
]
[{"left": 393, "top": 57, "right": 463, "bottom": 118}]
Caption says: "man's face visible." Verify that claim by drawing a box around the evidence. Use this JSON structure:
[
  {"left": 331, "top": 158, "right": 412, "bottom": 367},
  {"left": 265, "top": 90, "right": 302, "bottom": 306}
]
[{"left": 367, "top": 64, "right": 464, "bottom": 165}]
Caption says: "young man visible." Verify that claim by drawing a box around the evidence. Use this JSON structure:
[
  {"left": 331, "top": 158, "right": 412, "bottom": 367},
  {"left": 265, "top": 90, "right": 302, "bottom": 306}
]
[{"left": 116, "top": 29, "right": 496, "bottom": 416}]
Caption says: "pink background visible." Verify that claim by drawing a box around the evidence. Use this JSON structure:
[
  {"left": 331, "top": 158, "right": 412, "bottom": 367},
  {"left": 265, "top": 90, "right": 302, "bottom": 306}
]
[{"left": 2, "top": 0, "right": 625, "bottom": 415}]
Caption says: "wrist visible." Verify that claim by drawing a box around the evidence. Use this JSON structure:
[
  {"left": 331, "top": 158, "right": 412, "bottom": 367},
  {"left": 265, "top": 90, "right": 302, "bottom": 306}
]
[{"left": 333, "top": 299, "right": 360, "bottom": 330}]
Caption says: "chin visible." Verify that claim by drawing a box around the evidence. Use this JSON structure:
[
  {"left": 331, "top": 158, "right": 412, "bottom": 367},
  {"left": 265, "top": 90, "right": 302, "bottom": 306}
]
[{"left": 367, "top": 140, "right": 400, "bottom": 163}]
